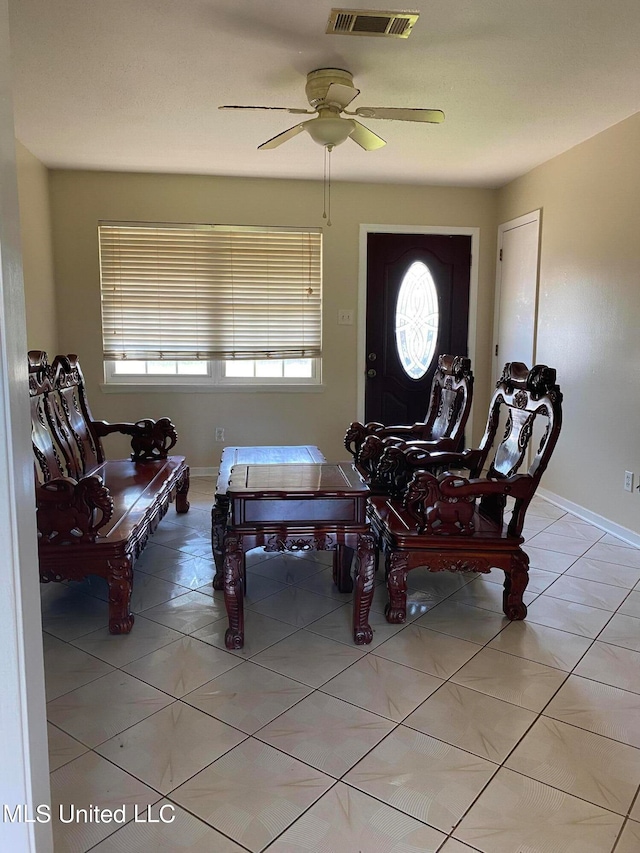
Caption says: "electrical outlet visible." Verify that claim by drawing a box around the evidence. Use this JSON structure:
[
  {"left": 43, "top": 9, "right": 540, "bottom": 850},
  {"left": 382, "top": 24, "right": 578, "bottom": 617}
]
[
  {"left": 624, "top": 470, "right": 634, "bottom": 492},
  {"left": 215, "top": 427, "right": 225, "bottom": 442}
]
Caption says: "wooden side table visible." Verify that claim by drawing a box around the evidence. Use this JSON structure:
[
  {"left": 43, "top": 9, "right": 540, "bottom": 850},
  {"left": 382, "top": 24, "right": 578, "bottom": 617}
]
[
  {"left": 223, "top": 462, "right": 375, "bottom": 649},
  {"left": 211, "top": 445, "right": 326, "bottom": 590}
]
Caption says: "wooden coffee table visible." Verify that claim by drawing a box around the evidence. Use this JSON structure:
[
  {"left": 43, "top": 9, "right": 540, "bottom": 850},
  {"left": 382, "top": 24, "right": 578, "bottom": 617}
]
[
  {"left": 211, "top": 445, "right": 326, "bottom": 590},
  {"left": 222, "top": 462, "right": 375, "bottom": 649}
]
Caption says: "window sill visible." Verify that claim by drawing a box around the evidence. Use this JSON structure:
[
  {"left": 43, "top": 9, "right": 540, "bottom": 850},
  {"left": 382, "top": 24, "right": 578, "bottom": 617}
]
[{"left": 100, "top": 383, "right": 325, "bottom": 394}]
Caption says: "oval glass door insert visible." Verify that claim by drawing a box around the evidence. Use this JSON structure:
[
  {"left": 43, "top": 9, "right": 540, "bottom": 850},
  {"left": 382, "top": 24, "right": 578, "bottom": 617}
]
[{"left": 395, "top": 260, "right": 439, "bottom": 379}]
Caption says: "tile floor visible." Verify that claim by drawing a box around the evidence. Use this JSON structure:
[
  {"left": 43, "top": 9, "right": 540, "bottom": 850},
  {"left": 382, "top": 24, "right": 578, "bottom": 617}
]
[{"left": 40, "top": 477, "right": 640, "bottom": 852}]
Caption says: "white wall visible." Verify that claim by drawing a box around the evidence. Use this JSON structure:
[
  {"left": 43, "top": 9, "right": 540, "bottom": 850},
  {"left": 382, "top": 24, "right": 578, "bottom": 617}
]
[
  {"left": 0, "top": 1, "right": 52, "bottom": 849},
  {"left": 49, "top": 170, "right": 498, "bottom": 467},
  {"left": 498, "top": 110, "right": 640, "bottom": 535}
]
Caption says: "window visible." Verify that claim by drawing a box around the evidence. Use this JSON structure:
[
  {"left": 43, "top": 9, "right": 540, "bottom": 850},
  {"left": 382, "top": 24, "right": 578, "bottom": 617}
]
[{"left": 99, "top": 222, "right": 322, "bottom": 386}]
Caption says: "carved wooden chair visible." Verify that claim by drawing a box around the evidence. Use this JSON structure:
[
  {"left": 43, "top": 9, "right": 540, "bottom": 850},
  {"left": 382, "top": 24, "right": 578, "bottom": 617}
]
[
  {"left": 367, "top": 362, "right": 563, "bottom": 624},
  {"left": 344, "top": 354, "right": 474, "bottom": 491}
]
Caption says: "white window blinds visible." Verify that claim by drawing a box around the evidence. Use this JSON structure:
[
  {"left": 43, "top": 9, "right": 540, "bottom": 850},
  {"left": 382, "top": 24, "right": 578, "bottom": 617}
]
[{"left": 99, "top": 223, "right": 322, "bottom": 361}]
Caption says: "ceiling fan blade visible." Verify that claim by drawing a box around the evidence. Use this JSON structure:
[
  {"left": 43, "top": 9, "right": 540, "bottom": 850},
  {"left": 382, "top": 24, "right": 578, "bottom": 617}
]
[
  {"left": 349, "top": 107, "right": 445, "bottom": 123},
  {"left": 219, "top": 105, "right": 313, "bottom": 115},
  {"left": 324, "top": 82, "right": 360, "bottom": 109},
  {"left": 257, "top": 122, "right": 308, "bottom": 150},
  {"left": 349, "top": 121, "right": 386, "bottom": 151}
]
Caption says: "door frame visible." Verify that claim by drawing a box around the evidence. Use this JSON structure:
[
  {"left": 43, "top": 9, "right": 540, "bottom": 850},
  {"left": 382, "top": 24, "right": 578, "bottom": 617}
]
[
  {"left": 358, "top": 224, "right": 480, "bottom": 439},
  {"left": 492, "top": 209, "right": 541, "bottom": 382}
]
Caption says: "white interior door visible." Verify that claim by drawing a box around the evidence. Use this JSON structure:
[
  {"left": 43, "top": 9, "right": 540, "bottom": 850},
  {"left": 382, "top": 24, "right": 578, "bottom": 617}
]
[{"left": 493, "top": 210, "right": 541, "bottom": 380}]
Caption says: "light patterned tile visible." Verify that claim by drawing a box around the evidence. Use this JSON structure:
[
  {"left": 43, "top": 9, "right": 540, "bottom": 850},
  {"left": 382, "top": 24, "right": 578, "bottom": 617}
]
[
  {"left": 414, "top": 601, "right": 508, "bottom": 644},
  {"left": 566, "top": 556, "right": 640, "bottom": 589},
  {"left": 41, "top": 587, "right": 110, "bottom": 640},
  {"left": 438, "top": 841, "right": 480, "bottom": 853},
  {"left": 251, "top": 630, "right": 366, "bottom": 687},
  {"left": 50, "top": 751, "right": 160, "bottom": 852},
  {"left": 90, "top": 800, "right": 248, "bottom": 852},
  {"left": 142, "top": 589, "right": 225, "bottom": 634},
  {"left": 321, "top": 655, "right": 443, "bottom": 722},
  {"left": 545, "top": 675, "right": 640, "bottom": 748},
  {"left": 47, "top": 670, "right": 174, "bottom": 747},
  {"left": 129, "top": 570, "right": 189, "bottom": 611},
  {"left": 43, "top": 635, "right": 114, "bottom": 701},
  {"left": 148, "top": 557, "right": 216, "bottom": 590},
  {"left": 543, "top": 519, "right": 604, "bottom": 543},
  {"left": 527, "top": 500, "right": 566, "bottom": 520},
  {"left": 71, "top": 615, "right": 183, "bottom": 667},
  {"left": 96, "top": 702, "right": 245, "bottom": 793},
  {"left": 525, "top": 595, "right": 612, "bottom": 638},
  {"left": 505, "top": 716, "right": 640, "bottom": 814},
  {"left": 192, "top": 610, "right": 298, "bottom": 659},
  {"left": 543, "top": 574, "right": 629, "bottom": 611},
  {"left": 616, "top": 820, "right": 640, "bottom": 853},
  {"left": 247, "top": 551, "right": 326, "bottom": 585},
  {"left": 524, "top": 531, "right": 592, "bottom": 556},
  {"left": 135, "top": 543, "right": 194, "bottom": 572},
  {"left": 404, "top": 682, "right": 536, "bottom": 763},
  {"left": 305, "top": 601, "right": 406, "bottom": 649},
  {"left": 454, "top": 767, "right": 623, "bottom": 853},
  {"left": 267, "top": 783, "right": 446, "bottom": 852},
  {"left": 373, "top": 624, "right": 482, "bottom": 679},
  {"left": 487, "top": 620, "right": 593, "bottom": 671},
  {"left": 584, "top": 542, "right": 640, "bottom": 569},
  {"left": 447, "top": 579, "right": 536, "bottom": 614},
  {"left": 344, "top": 725, "right": 497, "bottom": 832},
  {"left": 123, "top": 636, "right": 241, "bottom": 697},
  {"left": 619, "top": 590, "right": 640, "bottom": 618},
  {"left": 520, "top": 513, "right": 555, "bottom": 534},
  {"left": 294, "top": 566, "right": 355, "bottom": 601},
  {"left": 598, "top": 613, "right": 640, "bottom": 652},
  {"left": 171, "top": 739, "right": 333, "bottom": 853},
  {"left": 257, "top": 692, "right": 394, "bottom": 778},
  {"left": 183, "top": 662, "right": 312, "bottom": 734},
  {"left": 47, "top": 723, "right": 88, "bottom": 772},
  {"left": 450, "top": 647, "right": 568, "bottom": 711},
  {"left": 600, "top": 533, "right": 637, "bottom": 549},
  {"left": 196, "top": 573, "right": 288, "bottom": 605},
  {"left": 248, "top": 585, "right": 343, "bottom": 627},
  {"left": 524, "top": 545, "right": 578, "bottom": 573},
  {"left": 574, "top": 641, "right": 640, "bottom": 694},
  {"left": 521, "top": 567, "right": 562, "bottom": 594}
]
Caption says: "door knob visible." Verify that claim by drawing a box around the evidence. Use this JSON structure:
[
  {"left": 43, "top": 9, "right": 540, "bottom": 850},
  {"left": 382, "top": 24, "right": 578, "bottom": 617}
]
[{"left": 367, "top": 368, "right": 377, "bottom": 378}]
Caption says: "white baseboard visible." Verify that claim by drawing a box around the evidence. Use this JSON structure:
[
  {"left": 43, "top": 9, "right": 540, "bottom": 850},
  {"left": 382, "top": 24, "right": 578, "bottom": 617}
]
[
  {"left": 537, "top": 487, "right": 640, "bottom": 549},
  {"left": 190, "top": 467, "right": 218, "bottom": 477}
]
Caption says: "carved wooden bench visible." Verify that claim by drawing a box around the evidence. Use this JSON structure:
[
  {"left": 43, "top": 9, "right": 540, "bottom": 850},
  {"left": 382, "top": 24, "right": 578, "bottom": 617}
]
[{"left": 30, "top": 351, "right": 190, "bottom": 633}]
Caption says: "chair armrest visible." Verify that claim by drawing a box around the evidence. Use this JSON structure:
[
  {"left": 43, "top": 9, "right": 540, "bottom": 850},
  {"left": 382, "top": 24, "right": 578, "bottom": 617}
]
[
  {"left": 344, "top": 421, "right": 385, "bottom": 457},
  {"left": 92, "top": 417, "right": 178, "bottom": 461},
  {"left": 403, "top": 470, "right": 533, "bottom": 534},
  {"left": 36, "top": 475, "right": 114, "bottom": 545}
]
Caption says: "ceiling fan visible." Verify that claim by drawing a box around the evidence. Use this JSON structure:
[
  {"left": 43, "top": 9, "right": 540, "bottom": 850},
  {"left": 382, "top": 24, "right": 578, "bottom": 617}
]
[{"left": 219, "top": 68, "right": 445, "bottom": 151}]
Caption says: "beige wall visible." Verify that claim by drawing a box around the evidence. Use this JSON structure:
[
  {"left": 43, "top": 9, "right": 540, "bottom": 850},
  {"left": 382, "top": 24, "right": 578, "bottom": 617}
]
[
  {"left": 48, "top": 170, "right": 498, "bottom": 467},
  {"left": 15, "top": 141, "right": 57, "bottom": 354},
  {"left": 498, "top": 111, "right": 640, "bottom": 534}
]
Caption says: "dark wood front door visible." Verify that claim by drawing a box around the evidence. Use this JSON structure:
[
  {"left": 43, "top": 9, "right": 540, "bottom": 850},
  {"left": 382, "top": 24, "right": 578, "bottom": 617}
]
[{"left": 365, "top": 233, "right": 471, "bottom": 424}]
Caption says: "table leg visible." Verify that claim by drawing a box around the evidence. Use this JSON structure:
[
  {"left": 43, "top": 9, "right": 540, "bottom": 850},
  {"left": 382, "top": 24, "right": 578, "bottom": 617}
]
[
  {"left": 353, "top": 533, "right": 375, "bottom": 644},
  {"left": 223, "top": 533, "right": 245, "bottom": 649},
  {"left": 333, "top": 546, "right": 354, "bottom": 593},
  {"left": 211, "top": 496, "right": 228, "bottom": 590}
]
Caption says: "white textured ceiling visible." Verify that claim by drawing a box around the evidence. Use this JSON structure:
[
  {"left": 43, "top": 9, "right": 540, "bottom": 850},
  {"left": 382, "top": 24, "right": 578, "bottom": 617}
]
[{"left": 8, "top": 0, "right": 640, "bottom": 188}]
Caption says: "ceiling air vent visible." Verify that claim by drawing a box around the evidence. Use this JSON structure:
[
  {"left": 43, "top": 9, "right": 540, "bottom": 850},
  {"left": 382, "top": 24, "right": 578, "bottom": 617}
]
[{"left": 326, "top": 9, "right": 419, "bottom": 38}]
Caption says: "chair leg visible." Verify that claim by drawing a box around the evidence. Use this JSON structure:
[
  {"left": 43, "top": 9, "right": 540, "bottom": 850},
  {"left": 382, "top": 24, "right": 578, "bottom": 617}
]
[
  {"left": 503, "top": 551, "right": 529, "bottom": 620},
  {"left": 385, "top": 551, "right": 409, "bottom": 623},
  {"left": 107, "top": 555, "right": 135, "bottom": 634}
]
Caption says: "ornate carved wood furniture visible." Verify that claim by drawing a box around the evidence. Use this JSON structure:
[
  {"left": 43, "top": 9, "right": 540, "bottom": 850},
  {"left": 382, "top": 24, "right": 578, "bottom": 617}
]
[
  {"left": 30, "top": 351, "right": 190, "bottom": 634},
  {"left": 212, "top": 445, "right": 326, "bottom": 589},
  {"left": 344, "top": 354, "right": 474, "bottom": 490},
  {"left": 368, "top": 362, "right": 562, "bottom": 624},
  {"left": 222, "top": 462, "right": 375, "bottom": 649}
]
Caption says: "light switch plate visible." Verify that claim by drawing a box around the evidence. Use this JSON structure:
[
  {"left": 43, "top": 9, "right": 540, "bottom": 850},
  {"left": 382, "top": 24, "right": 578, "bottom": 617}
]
[{"left": 338, "top": 309, "right": 354, "bottom": 325}]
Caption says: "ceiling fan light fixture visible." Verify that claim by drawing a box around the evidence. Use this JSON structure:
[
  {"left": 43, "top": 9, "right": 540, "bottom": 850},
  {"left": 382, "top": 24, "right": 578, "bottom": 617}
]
[{"left": 306, "top": 116, "right": 355, "bottom": 147}]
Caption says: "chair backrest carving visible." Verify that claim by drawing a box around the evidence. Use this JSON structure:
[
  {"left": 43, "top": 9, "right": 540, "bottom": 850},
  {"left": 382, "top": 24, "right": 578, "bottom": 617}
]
[
  {"left": 424, "top": 354, "right": 474, "bottom": 445},
  {"left": 29, "top": 351, "right": 104, "bottom": 484},
  {"left": 470, "top": 361, "right": 562, "bottom": 534}
]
